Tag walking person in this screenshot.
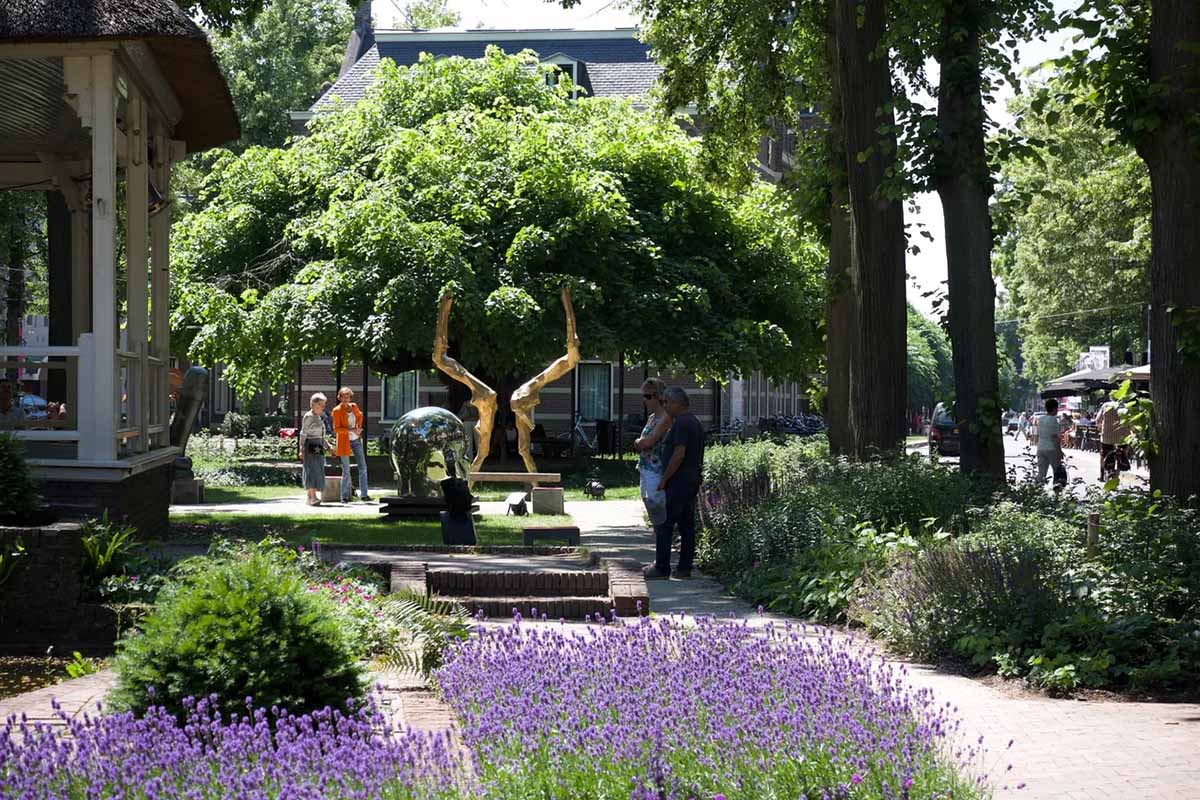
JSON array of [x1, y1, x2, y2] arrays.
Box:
[[300, 393, 331, 506], [1031, 398, 1065, 493], [632, 378, 672, 527], [333, 387, 371, 503], [645, 387, 705, 580]]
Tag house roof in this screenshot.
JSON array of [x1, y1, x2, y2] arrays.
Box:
[[0, 0, 239, 151], [309, 28, 662, 113]]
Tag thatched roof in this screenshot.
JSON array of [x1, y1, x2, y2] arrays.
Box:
[[0, 0, 239, 152]]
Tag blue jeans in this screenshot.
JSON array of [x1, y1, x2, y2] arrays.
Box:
[[653, 481, 699, 574], [340, 438, 369, 500]]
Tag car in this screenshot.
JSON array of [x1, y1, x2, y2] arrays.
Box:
[[928, 402, 960, 457], [1005, 412, 1020, 434], [18, 393, 48, 420]]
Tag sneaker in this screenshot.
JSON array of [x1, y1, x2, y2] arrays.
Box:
[[361, 496, 373, 503], [671, 568, 693, 580], [643, 566, 671, 580], [341, 497, 351, 504]]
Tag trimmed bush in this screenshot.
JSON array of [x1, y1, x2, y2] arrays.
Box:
[[110, 551, 365, 719], [0, 433, 41, 524]]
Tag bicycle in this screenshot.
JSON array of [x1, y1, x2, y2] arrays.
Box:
[[556, 412, 598, 455]]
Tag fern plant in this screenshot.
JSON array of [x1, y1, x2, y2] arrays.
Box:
[[80, 512, 138, 591], [376, 590, 472, 676]]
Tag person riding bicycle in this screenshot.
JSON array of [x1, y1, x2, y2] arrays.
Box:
[[1097, 399, 1130, 481]]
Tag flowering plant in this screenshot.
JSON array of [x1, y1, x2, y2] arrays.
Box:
[[437, 617, 992, 800]]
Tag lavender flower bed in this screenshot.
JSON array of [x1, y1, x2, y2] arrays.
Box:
[[437, 618, 989, 800], [1, 619, 991, 800], [0, 697, 459, 800]]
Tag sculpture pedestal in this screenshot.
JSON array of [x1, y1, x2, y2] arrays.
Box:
[[531, 486, 565, 515], [379, 495, 449, 520], [170, 478, 204, 505]]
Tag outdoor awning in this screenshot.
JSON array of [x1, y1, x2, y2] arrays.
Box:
[[1040, 364, 1134, 399]]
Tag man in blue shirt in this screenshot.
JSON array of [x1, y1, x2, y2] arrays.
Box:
[[645, 386, 705, 580]]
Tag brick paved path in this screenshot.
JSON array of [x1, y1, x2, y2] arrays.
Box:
[[567, 499, 1200, 800], [0, 669, 456, 737]]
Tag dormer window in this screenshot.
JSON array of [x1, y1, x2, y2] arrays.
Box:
[[542, 53, 577, 94]]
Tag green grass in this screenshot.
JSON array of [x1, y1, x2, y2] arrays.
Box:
[[169, 511, 575, 546], [203, 485, 303, 503], [199, 456, 643, 505]]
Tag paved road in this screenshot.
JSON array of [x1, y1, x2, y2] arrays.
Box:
[[910, 433, 1149, 494], [568, 499, 1200, 800]]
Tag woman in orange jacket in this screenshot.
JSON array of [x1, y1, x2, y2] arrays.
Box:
[[332, 387, 372, 503]]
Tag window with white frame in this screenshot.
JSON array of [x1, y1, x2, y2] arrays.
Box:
[[542, 54, 577, 91], [382, 371, 418, 421], [577, 362, 611, 421]]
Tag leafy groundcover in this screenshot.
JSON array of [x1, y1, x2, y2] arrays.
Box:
[[1, 618, 992, 800]]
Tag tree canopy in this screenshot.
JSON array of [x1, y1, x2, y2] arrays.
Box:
[[209, 0, 353, 150], [994, 80, 1150, 385], [171, 49, 825, 397]]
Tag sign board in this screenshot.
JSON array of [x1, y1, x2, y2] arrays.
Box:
[[1076, 346, 1110, 372]]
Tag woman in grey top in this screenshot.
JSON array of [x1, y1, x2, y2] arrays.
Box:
[[300, 393, 330, 506]]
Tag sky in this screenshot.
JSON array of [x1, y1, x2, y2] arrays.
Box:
[[371, 0, 1078, 315]]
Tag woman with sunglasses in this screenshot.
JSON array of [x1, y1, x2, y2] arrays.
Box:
[[633, 378, 672, 525]]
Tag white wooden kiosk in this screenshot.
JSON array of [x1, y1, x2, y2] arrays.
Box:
[[0, 1, 238, 533]]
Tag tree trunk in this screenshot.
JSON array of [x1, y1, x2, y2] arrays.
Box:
[[934, 0, 1004, 480], [824, 3, 853, 456], [834, 0, 907, 457], [1143, 0, 1200, 498]]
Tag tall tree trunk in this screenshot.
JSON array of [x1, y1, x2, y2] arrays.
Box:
[[834, 0, 907, 457], [935, 0, 1004, 480], [1143, 0, 1200, 498], [824, 4, 853, 456]]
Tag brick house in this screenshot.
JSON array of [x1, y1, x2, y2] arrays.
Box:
[[205, 22, 811, 444]]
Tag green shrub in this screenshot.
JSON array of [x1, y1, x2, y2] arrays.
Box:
[[0, 432, 41, 523], [111, 551, 365, 719], [219, 412, 290, 438]]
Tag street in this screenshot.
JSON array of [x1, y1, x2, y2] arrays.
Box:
[[911, 431, 1150, 495]]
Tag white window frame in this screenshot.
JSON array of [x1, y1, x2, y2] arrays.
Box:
[[575, 360, 613, 423], [542, 53, 578, 97]]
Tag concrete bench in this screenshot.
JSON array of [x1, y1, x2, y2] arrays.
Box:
[[522, 525, 581, 546]]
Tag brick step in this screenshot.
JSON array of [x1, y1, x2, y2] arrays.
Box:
[[455, 596, 614, 621], [426, 569, 608, 598]]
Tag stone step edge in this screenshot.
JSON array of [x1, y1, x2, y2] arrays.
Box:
[[426, 569, 609, 598]]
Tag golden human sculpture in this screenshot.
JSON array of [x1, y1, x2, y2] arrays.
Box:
[[511, 287, 581, 481], [432, 291, 498, 475]]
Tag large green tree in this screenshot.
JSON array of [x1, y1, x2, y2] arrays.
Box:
[[618, 0, 906, 459], [209, 0, 353, 150], [391, 0, 460, 29], [995, 81, 1151, 387], [1051, 0, 1200, 498], [171, 49, 825, 397]]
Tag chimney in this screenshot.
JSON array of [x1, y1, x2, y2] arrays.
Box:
[[339, 1, 376, 79]]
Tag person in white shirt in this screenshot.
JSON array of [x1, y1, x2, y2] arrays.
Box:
[[1030, 398, 1065, 492]]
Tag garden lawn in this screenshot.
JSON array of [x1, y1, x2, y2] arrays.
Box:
[[168, 512, 574, 546]]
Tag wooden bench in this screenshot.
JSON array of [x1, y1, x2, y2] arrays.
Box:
[[522, 525, 581, 546], [471, 471, 561, 485]]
